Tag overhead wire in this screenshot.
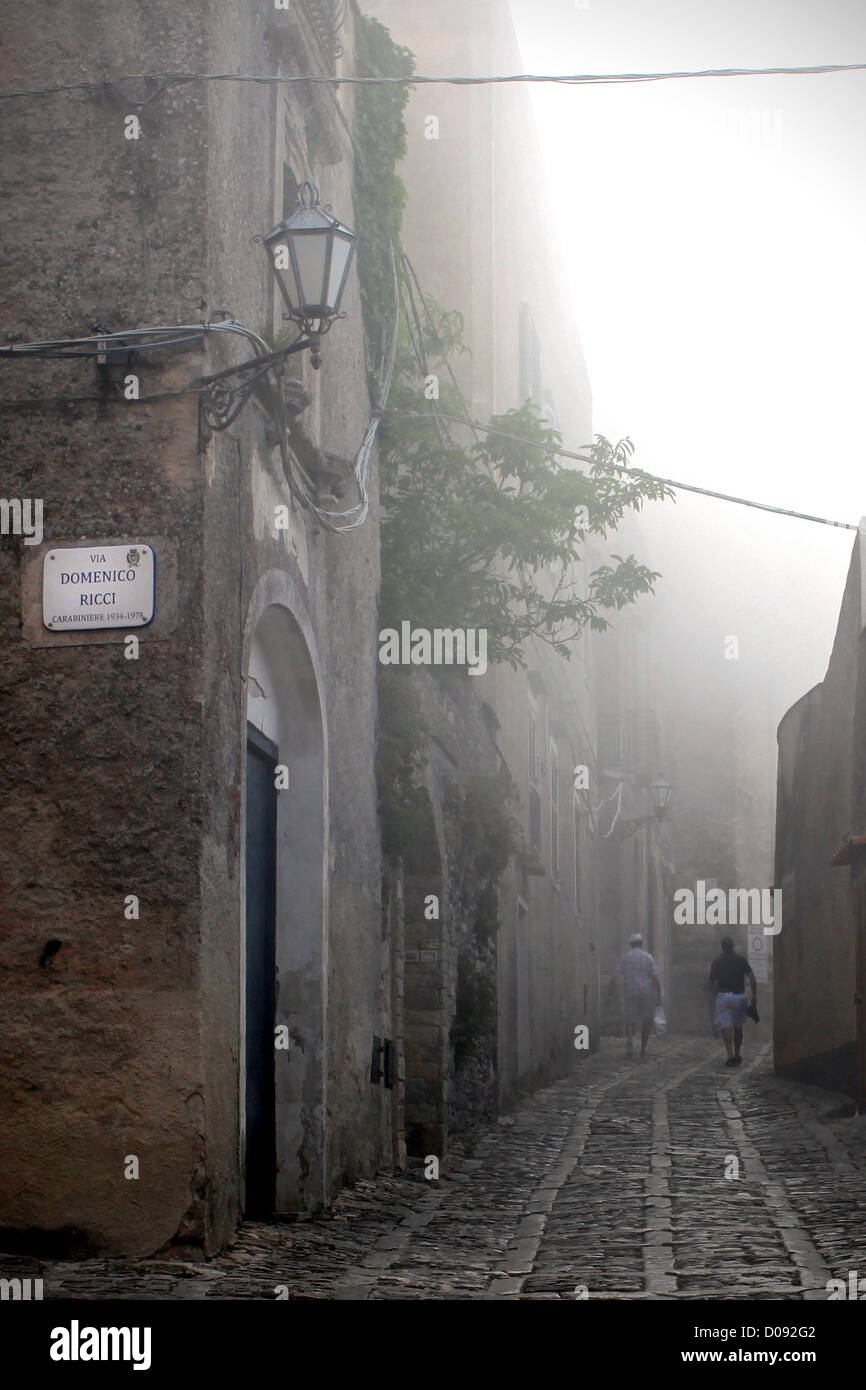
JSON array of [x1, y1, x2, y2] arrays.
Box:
[[2, 44, 858, 535], [3, 325, 855, 534], [0, 319, 274, 361], [377, 408, 858, 532], [1, 62, 865, 103]]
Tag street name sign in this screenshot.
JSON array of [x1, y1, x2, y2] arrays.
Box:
[[42, 544, 155, 630]]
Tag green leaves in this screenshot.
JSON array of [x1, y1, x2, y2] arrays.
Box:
[[379, 348, 673, 665]]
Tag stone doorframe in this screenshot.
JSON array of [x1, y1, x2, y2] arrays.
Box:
[[241, 568, 329, 1211]]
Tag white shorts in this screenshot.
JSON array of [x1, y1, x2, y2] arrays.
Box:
[[624, 994, 656, 1025], [714, 992, 747, 1030]]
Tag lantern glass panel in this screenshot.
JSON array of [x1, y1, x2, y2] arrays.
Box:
[[292, 231, 330, 314], [270, 241, 298, 314], [326, 233, 354, 311]]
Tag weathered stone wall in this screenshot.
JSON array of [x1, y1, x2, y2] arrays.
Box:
[[0, 0, 211, 1258], [197, 0, 386, 1234], [0, 0, 388, 1257], [491, 647, 599, 1103], [388, 668, 502, 1153], [774, 534, 862, 1095]]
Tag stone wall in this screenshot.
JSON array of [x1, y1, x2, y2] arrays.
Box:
[[385, 668, 504, 1154], [0, 0, 211, 1259], [0, 0, 389, 1257], [774, 532, 863, 1095]]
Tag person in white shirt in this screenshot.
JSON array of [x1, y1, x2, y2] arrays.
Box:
[[609, 933, 662, 1061]]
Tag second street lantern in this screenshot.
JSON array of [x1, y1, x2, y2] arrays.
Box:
[[263, 181, 357, 342]]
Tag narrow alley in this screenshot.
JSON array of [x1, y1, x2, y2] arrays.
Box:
[[9, 1037, 863, 1302], [7, 5, 866, 1369]]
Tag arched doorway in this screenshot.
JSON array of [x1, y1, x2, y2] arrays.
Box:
[[242, 598, 327, 1216]]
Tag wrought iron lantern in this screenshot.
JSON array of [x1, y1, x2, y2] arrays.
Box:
[[262, 181, 357, 363]]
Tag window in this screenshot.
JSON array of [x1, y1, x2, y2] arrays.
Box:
[[519, 303, 543, 407], [573, 793, 583, 913], [383, 1038, 395, 1090], [550, 742, 559, 878], [528, 707, 538, 786], [529, 787, 542, 852]]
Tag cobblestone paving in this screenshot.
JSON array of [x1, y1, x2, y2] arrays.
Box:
[[6, 1036, 866, 1301]]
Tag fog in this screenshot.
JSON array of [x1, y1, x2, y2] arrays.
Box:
[[507, 0, 866, 850]]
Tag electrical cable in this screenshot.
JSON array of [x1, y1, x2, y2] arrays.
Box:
[[0, 313, 383, 531], [0, 331, 209, 360], [313, 239, 402, 531], [4, 339, 851, 533], [399, 250, 484, 451], [377, 408, 858, 532], [0, 319, 273, 362], [3, 309, 854, 535], [2, 62, 865, 102], [396, 263, 450, 453], [601, 782, 624, 838]]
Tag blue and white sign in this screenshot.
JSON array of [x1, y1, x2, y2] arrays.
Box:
[[43, 543, 155, 630]]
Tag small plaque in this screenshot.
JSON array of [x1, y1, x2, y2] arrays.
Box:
[[748, 929, 768, 984], [42, 544, 155, 631]]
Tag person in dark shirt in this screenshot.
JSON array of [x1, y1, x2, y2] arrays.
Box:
[[708, 936, 757, 1067]]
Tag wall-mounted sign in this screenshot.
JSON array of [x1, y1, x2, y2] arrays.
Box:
[[42, 544, 155, 630], [748, 929, 769, 984]]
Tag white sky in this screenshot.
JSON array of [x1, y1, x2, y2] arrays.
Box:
[[509, 0, 866, 535]]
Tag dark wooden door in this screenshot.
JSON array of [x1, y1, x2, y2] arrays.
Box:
[[856, 887, 866, 1114], [244, 724, 278, 1217]]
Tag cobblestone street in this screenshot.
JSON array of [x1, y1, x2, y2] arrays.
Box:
[[6, 1036, 865, 1302]]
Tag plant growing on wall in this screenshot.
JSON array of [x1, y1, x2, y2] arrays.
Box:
[[447, 771, 519, 1071], [354, 13, 672, 875], [354, 14, 414, 364], [354, 17, 672, 673], [378, 293, 674, 667], [451, 768, 520, 903]]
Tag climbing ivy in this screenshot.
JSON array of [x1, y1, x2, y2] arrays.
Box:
[[450, 768, 520, 900], [353, 15, 414, 366]]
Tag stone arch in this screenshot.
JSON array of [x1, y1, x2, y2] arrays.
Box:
[[400, 785, 447, 1157], [241, 573, 328, 1212]]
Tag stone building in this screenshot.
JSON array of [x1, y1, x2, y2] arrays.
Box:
[[0, 0, 396, 1257], [365, 0, 613, 1133], [774, 521, 866, 1101]]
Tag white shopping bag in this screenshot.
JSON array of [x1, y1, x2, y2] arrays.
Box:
[[654, 1007, 667, 1036]]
